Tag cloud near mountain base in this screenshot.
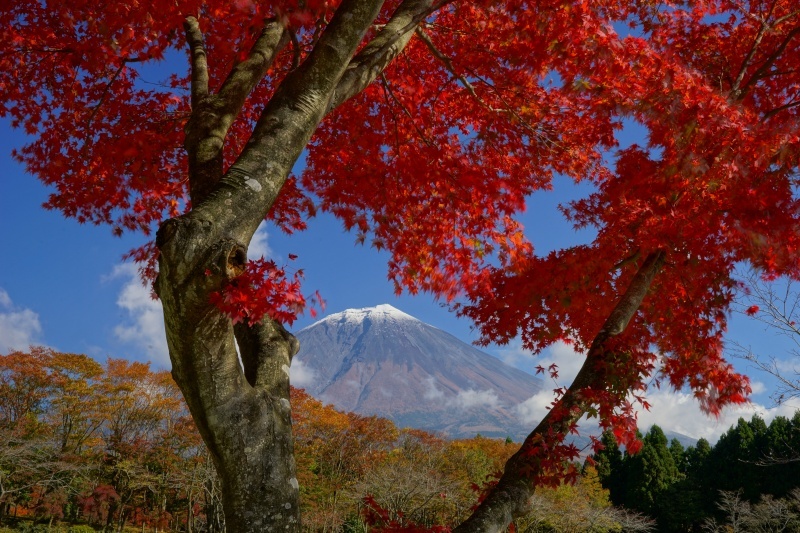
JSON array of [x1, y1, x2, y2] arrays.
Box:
[[506, 339, 800, 445]]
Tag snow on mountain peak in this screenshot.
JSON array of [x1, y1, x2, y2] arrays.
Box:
[[301, 304, 419, 331], [370, 304, 416, 320]]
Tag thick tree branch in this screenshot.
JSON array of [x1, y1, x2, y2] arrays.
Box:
[[234, 319, 299, 396], [215, 20, 290, 116], [183, 17, 289, 205], [184, 17, 209, 107], [199, 0, 387, 243], [164, 0, 390, 406], [453, 251, 666, 533], [327, 0, 453, 113], [158, 5, 397, 529]]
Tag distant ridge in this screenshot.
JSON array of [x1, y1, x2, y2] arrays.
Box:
[[294, 304, 544, 440]]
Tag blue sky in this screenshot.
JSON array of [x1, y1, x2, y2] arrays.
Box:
[[2, 103, 799, 444]]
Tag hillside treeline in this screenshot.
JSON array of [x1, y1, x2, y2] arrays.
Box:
[[594, 413, 800, 531], [1, 348, 658, 532], [16, 347, 800, 532]]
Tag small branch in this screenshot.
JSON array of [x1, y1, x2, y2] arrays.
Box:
[[414, 26, 562, 151], [8, 46, 74, 55], [731, 273, 800, 403], [772, 8, 800, 28], [464, 65, 560, 148], [86, 63, 126, 129], [380, 73, 435, 147], [415, 27, 486, 104], [612, 249, 642, 272], [731, 6, 774, 99], [738, 26, 800, 99]]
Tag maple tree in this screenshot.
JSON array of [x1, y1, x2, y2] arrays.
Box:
[[3, 0, 800, 531], [451, 1, 800, 526]]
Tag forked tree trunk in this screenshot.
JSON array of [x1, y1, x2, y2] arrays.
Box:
[[155, 200, 305, 532], [454, 251, 665, 533]]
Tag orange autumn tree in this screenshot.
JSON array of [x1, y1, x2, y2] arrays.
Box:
[[0, 350, 203, 529], [3, 0, 800, 531]]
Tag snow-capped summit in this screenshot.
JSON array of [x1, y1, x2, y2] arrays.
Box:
[[301, 304, 418, 332], [293, 305, 543, 440]]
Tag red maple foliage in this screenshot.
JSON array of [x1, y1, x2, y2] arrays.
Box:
[[3, 0, 799, 530]]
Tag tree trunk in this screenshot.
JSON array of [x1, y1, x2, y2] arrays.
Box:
[[454, 251, 665, 533], [155, 219, 302, 532], [154, 0, 434, 530], [155, 1, 449, 530]]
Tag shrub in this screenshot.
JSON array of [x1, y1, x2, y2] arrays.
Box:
[[67, 526, 95, 533]]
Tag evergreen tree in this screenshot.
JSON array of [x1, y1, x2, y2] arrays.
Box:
[[684, 438, 716, 518], [710, 418, 756, 498], [686, 438, 712, 474], [593, 431, 626, 506], [623, 425, 680, 515], [764, 416, 800, 497], [669, 438, 687, 475], [590, 415, 800, 532]]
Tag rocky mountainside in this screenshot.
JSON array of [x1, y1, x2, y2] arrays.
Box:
[[293, 304, 544, 440]]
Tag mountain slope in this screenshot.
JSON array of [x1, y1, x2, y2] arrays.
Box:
[[294, 304, 543, 439]]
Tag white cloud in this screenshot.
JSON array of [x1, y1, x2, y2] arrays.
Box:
[[290, 359, 316, 388], [493, 340, 586, 386], [537, 342, 586, 385], [423, 377, 501, 410], [750, 380, 767, 395], [423, 376, 445, 400], [0, 288, 43, 352], [0, 289, 12, 308], [248, 222, 271, 260], [493, 343, 534, 372], [634, 388, 800, 443], [449, 389, 501, 410], [503, 340, 800, 445], [110, 264, 170, 367], [507, 341, 588, 425], [772, 357, 800, 375], [514, 389, 563, 425]]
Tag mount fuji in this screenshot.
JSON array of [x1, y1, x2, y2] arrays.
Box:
[[293, 304, 544, 440]]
